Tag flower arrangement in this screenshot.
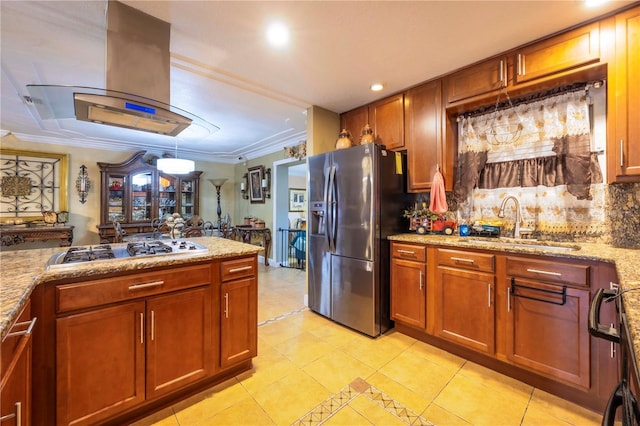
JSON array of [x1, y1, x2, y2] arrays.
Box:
[[403, 202, 439, 231]]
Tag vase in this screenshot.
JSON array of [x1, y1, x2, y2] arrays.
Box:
[[360, 124, 375, 145], [335, 129, 353, 150]]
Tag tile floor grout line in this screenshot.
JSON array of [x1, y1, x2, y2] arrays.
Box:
[[258, 306, 309, 327]]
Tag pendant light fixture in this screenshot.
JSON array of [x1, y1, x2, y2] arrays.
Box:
[[157, 141, 195, 174]]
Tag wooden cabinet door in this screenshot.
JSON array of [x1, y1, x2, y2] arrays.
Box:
[[220, 277, 257, 369], [611, 6, 640, 181], [340, 106, 369, 143], [445, 57, 507, 104], [434, 267, 495, 354], [369, 94, 405, 150], [1, 304, 33, 426], [405, 80, 444, 192], [514, 22, 600, 84], [505, 279, 590, 389], [391, 258, 426, 329], [56, 301, 146, 425], [146, 287, 213, 400]]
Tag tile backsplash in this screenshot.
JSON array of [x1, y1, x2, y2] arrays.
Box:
[[416, 182, 640, 248]]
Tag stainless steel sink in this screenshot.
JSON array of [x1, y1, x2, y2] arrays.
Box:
[[459, 238, 580, 252]]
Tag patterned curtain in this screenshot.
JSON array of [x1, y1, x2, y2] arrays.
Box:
[[454, 90, 602, 201]]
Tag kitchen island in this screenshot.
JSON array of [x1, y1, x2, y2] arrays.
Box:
[[0, 236, 262, 425]]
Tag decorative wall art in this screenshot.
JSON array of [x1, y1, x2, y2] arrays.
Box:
[[289, 188, 306, 212], [0, 149, 69, 222], [248, 165, 265, 204]]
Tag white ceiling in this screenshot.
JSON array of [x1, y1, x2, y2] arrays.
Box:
[[1, 1, 634, 164]]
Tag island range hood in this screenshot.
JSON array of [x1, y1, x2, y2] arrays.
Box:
[[27, 1, 213, 137]]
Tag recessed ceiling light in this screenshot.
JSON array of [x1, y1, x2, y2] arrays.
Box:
[[370, 83, 384, 92], [266, 21, 290, 48]]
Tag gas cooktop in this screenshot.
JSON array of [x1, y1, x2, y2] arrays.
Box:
[[46, 240, 208, 269]]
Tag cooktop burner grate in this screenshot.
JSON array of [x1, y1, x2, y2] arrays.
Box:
[[126, 241, 174, 257], [62, 245, 115, 263]]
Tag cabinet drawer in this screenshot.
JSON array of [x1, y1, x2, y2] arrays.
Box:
[[506, 257, 589, 287], [1, 301, 33, 375], [221, 257, 256, 282], [391, 242, 426, 262], [437, 248, 495, 273], [56, 264, 211, 313]]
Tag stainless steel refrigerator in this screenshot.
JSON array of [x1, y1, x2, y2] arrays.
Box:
[[307, 143, 405, 337]]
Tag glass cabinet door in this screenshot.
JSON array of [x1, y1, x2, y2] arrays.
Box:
[[158, 174, 177, 219], [107, 175, 125, 222], [130, 172, 152, 222], [180, 178, 195, 219]]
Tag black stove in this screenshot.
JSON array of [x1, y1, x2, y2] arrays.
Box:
[[126, 241, 174, 257], [62, 245, 115, 264], [47, 240, 208, 269]]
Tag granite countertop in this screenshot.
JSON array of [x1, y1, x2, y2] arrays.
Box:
[[389, 233, 640, 369], [0, 237, 263, 340]]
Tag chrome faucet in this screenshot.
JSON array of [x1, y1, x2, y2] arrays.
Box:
[[498, 195, 523, 238]]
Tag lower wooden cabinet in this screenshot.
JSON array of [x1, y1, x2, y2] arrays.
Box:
[[56, 287, 212, 425], [1, 301, 34, 426], [504, 279, 590, 388], [219, 257, 258, 368], [435, 266, 495, 354], [390, 257, 426, 329], [390, 241, 621, 412], [33, 255, 259, 425]]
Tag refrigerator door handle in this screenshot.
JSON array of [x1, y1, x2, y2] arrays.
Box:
[[329, 165, 338, 252], [324, 166, 332, 249]]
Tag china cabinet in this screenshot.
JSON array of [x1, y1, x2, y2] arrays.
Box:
[[97, 151, 201, 242]]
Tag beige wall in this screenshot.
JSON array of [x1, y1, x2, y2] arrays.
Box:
[[1, 134, 236, 249]]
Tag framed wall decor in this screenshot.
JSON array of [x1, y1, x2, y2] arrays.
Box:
[[0, 149, 69, 223], [289, 188, 306, 212], [248, 165, 265, 204]]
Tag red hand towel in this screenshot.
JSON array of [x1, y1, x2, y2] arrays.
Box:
[[429, 169, 448, 213]]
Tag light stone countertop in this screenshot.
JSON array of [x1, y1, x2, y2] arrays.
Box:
[[0, 237, 263, 340], [388, 233, 640, 370]]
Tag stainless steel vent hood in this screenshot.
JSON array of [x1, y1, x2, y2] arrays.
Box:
[[26, 1, 217, 137]]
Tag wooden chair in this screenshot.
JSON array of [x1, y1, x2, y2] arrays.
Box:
[[183, 226, 203, 238], [202, 221, 215, 236]]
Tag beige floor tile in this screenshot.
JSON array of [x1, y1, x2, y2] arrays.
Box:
[[338, 331, 409, 370], [235, 344, 301, 396], [129, 408, 178, 426], [251, 370, 332, 425], [522, 388, 602, 426], [364, 372, 432, 415], [190, 397, 276, 426], [456, 361, 534, 395], [302, 349, 376, 393], [258, 313, 309, 346], [421, 402, 471, 425], [434, 372, 531, 425], [276, 330, 337, 367], [378, 349, 457, 401], [172, 378, 253, 425], [306, 317, 366, 348], [405, 339, 467, 371], [323, 405, 372, 425]]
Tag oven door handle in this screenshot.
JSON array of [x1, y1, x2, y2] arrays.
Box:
[[588, 288, 620, 343]]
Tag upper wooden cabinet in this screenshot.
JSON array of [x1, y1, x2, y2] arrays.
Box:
[[340, 94, 405, 150], [514, 22, 600, 84], [369, 94, 405, 150], [340, 106, 369, 143], [445, 57, 508, 104], [609, 5, 640, 182], [404, 80, 445, 192]]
